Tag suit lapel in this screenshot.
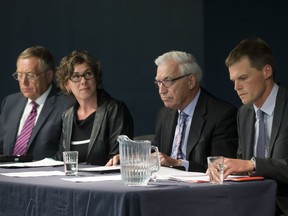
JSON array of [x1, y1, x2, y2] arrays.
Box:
[[9, 97, 27, 154], [186, 91, 206, 156], [166, 109, 178, 155], [269, 86, 286, 156], [63, 107, 74, 151], [186, 112, 204, 155], [87, 101, 107, 157], [243, 106, 255, 158], [26, 88, 56, 150]]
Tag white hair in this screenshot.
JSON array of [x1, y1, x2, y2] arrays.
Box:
[[154, 51, 203, 82]]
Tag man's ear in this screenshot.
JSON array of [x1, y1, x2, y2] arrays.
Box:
[[47, 69, 54, 83], [188, 74, 197, 89], [263, 64, 273, 79]]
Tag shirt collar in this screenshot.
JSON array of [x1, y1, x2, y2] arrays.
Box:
[[28, 84, 52, 106], [253, 83, 279, 116], [179, 88, 201, 117]]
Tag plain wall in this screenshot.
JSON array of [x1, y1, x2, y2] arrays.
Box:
[[1, 0, 288, 136], [0, 0, 204, 136], [204, 0, 288, 107]]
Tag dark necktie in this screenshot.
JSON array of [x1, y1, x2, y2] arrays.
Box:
[[256, 109, 266, 158], [171, 112, 188, 159], [13, 101, 38, 155]]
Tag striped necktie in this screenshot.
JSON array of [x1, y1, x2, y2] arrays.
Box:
[[256, 109, 266, 158], [13, 101, 38, 155], [171, 112, 188, 159]]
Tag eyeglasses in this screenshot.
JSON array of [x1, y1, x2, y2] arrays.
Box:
[[12, 71, 46, 81], [70, 71, 95, 83], [154, 73, 192, 88]]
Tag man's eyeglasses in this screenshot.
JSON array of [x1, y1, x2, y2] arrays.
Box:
[[70, 71, 95, 83], [154, 73, 192, 88], [12, 71, 46, 81]]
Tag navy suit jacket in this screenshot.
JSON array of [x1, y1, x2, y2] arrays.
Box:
[[0, 84, 75, 160], [153, 88, 238, 172], [237, 85, 288, 215]]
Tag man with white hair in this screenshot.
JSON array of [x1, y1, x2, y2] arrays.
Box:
[[153, 51, 238, 172]]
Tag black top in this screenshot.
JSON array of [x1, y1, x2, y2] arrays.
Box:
[[56, 88, 134, 165], [71, 110, 96, 162]]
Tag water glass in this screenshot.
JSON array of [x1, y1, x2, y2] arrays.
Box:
[[63, 151, 78, 176], [207, 156, 224, 184]]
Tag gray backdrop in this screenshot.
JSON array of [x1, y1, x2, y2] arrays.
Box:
[[0, 0, 287, 136]]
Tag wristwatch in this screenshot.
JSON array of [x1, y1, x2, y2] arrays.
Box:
[[249, 157, 256, 176]]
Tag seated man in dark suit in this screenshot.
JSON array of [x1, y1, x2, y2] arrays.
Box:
[[221, 38, 288, 215], [0, 46, 74, 160], [106, 51, 238, 168], [153, 51, 238, 172]]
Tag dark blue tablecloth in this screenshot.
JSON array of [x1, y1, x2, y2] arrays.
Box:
[[0, 164, 277, 216]]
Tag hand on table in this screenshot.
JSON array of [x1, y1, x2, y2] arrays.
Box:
[[106, 154, 120, 166], [159, 152, 181, 167]]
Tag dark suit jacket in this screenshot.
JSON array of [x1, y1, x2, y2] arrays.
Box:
[[55, 89, 134, 165], [0, 84, 75, 160], [237, 85, 288, 215], [153, 88, 238, 172]]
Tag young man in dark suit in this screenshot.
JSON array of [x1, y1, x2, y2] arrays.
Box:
[[222, 38, 288, 215], [0, 46, 74, 160]]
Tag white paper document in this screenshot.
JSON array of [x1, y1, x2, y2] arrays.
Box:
[[0, 170, 65, 177], [78, 165, 120, 172], [0, 158, 64, 168], [72, 166, 206, 183], [153, 166, 206, 180], [169, 175, 210, 183], [62, 174, 122, 182]]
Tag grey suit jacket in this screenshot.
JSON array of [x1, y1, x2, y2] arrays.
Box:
[[237, 85, 288, 215], [0, 84, 75, 160], [153, 88, 238, 172]]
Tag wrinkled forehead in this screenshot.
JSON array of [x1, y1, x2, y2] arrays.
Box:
[[16, 57, 40, 72], [156, 60, 179, 79]]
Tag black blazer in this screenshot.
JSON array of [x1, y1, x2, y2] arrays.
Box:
[[56, 89, 134, 165], [153, 88, 238, 172], [0, 84, 75, 160], [237, 85, 288, 215]]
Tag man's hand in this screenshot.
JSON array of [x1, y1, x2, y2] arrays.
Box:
[[159, 152, 181, 167], [106, 154, 120, 166], [222, 158, 254, 178]]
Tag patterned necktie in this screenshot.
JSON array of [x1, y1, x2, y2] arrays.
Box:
[[256, 109, 266, 158], [171, 112, 188, 159], [13, 101, 38, 155]]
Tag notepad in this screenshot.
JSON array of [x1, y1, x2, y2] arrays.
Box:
[[0, 158, 64, 168], [0, 155, 33, 162], [228, 176, 264, 182], [78, 165, 120, 173]]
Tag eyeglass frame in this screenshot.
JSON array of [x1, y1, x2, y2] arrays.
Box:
[[154, 73, 193, 88], [69, 71, 96, 83], [12, 71, 46, 81]]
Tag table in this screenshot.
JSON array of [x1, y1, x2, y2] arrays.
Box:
[[0, 165, 277, 216]]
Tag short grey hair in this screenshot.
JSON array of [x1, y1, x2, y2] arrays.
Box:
[[17, 46, 55, 73], [154, 51, 203, 82]]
